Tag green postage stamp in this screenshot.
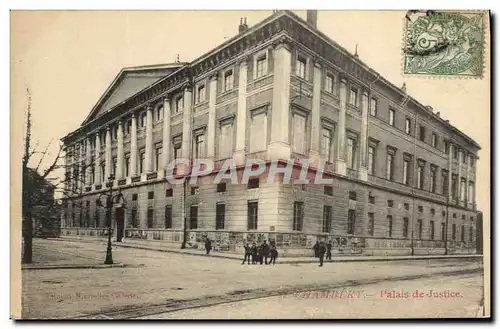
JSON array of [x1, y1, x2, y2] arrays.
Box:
[[403, 10, 487, 77]]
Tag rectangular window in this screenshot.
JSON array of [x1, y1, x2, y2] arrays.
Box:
[[349, 88, 358, 106], [387, 215, 393, 238], [131, 208, 138, 228], [255, 54, 267, 78], [148, 191, 154, 199], [112, 157, 117, 176], [349, 191, 357, 201], [216, 203, 226, 230], [469, 226, 473, 242], [147, 208, 154, 229], [367, 213, 375, 236], [140, 112, 147, 128], [217, 183, 227, 193], [403, 159, 410, 185], [370, 98, 377, 116], [155, 105, 164, 122], [194, 134, 205, 159], [404, 203, 410, 210], [196, 84, 206, 103], [452, 175, 458, 199], [292, 113, 306, 154], [249, 110, 268, 153], [296, 55, 307, 79], [132, 193, 138, 201], [324, 186, 333, 196], [321, 127, 333, 162], [219, 122, 233, 159], [347, 209, 356, 235], [322, 205, 332, 233], [417, 219, 423, 240], [368, 146, 375, 175], [442, 171, 449, 196], [389, 109, 395, 126], [386, 153, 394, 180], [325, 74, 334, 93], [191, 186, 199, 195], [224, 70, 234, 91], [452, 224, 457, 240], [430, 220, 435, 240], [293, 202, 304, 231], [460, 225, 465, 242], [139, 151, 146, 174], [387, 200, 394, 207], [369, 194, 375, 204], [190, 205, 198, 229], [419, 125, 426, 142], [417, 165, 424, 189], [165, 188, 173, 197], [248, 178, 259, 189], [347, 137, 356, 169], [432, 133, 437, 148], [430, 167, 437, 193], [453, 145, 458, 160], [125, 154, 130, 177], [155, 147, 162, 171], [403, 217, 409, 238], [405, 118, 411, 134], [164, 206, 172, 229], [174, 143, 182, 160], [175, 97, 184, 113], [460, 179, 466, 201], [247, 201, 258, 230], [441, 222, 446, 241], [468, 182, 474, 202]]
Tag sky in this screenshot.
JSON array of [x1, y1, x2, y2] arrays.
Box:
[[10, 10, 490, 219]]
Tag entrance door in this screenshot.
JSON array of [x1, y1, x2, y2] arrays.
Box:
[[115, 207, 125, 242]]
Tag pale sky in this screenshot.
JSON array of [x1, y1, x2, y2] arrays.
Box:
[[10, 10, 490, 219]]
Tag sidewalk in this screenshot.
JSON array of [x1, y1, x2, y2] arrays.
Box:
[[58, 236, 482, 264]]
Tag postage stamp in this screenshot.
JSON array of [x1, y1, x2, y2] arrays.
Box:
[[403, 10, 487, 77]]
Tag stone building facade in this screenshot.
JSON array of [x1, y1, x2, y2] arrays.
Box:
[[61, 11, 480, 256]]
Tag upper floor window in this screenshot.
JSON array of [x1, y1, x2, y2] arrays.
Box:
[[155, 105, 164, 122], [175, 96, 184, 113], [370, 98, 377, 116], [292, 111, 307, 154], [196, 84, 206, 103], [325, 74, 334, 94], [386, 147, 396, 181], [296, 55, 307, 79], [389, 109, 395, 126], [140, 111, 147, 128], [321, 124, 334, 162], [255, 52, 268, 78], [346, 137, 357, 169], [368, 145, 375, 175], [224, 70, 234, 91], [432, 133, 437, 148], [419, 125, 426, 142], [249, 107, 268, 153], [349, 87, 358, 107], [405, 118, 411, 134]]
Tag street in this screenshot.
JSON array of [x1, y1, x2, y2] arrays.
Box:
[[21, 239, 485, 319]]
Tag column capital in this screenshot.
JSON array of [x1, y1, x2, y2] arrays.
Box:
[[238, 55, 250, 67], [272, 35, 292, 51], [313, 58, 322, 69], [209, 73, 218, 81], [117, 119, 123, 127], [106, 125, 111, 131], [162, 95, 171, 102], [184, 84, 193, 93], [339, 72, 348, 82], [145, 103, 153, 111]]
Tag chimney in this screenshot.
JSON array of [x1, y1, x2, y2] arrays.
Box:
[[306, 10, 318, 28], [238, 17, 248, 34], [436, 111, 440, 117]]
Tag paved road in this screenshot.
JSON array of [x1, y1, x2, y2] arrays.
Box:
[[22, 239, 484, 319], [140, 273, 484, 319]]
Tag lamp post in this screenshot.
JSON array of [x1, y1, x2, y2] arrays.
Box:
[[98, 174, 125, 265]]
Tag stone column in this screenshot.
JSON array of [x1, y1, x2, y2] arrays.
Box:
[[206, 75, 217, 159], [85, 136, 92, 186], [447, 141, 453, 198], [94, 131, 101, 184], [104, 126, 112, 180], [161, 97, 172, 171], [269, 37, 292, 161], [182, 86, 193, 161], [335, 77, 348, 175], [130, 112, 138, 176], [457, 147, 463, 203], [145, 104, 153, 173], [358, 91, 369, 181], [309, 61, 322, 164], [234, 59, 248, 166], [116, 120, 124, 179]]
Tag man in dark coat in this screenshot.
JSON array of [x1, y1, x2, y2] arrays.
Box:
[[318, 241, 327, 267], [326, 240, 333, 261], [260, 240, 270, 265], [205, 238, 212, 255], [250, 243, 258, 264], [313, 241, 320, 258], [268, 245, 278, 265], [242, 243, 252, 265]]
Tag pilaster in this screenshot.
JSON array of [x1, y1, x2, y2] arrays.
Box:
[[335, 77, 348, 175], [234, 59, 248, 166], [206, 75, 217, 159], [104, 126, 112, 180], [161, 96, 172, 172], [309, 60, 322, 165], [145, 104, 153, 173], [358, 90, 369, 181], [94, 131, 102, 184], [116, 120, 124, 179], [130, 112, 138, 177]]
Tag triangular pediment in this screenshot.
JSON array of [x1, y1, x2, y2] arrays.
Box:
[[82, 63, 185, 125]]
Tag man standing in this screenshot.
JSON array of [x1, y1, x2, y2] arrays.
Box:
[[326, 240, 332, 261], [268, 244, 278, 265], [242, 243, 252, 265], [251, 243, 258, 264], [313, 240, 320, 258], [205, 238, 212, 255], [318, 241, 327, 267], [260, 240, 270, 265]]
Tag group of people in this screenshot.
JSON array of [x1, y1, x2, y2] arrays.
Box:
[[242, 240, 278, 265], [312, 240, 333, 267]]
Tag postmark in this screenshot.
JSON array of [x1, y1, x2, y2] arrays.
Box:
[[403, 10, 487, 78]]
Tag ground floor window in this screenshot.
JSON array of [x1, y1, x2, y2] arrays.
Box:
[[322, 206, 332, 233], [347, 209, 356, 234], [190, 206, 198, 230], [247, 201, 258, 230], [147, 208, 154, 229], [216, 203, 225, 230], [293, 202, 304, 231], [164, 206, 172, 229]]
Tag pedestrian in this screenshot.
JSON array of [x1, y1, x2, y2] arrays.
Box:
[[313, 241, 320, 258], [205, 238, 212, 255], [268, 244, 278, 265], [242, 243, 252, 265], [251, 243, 258, 264], [317, 241, 327, 267], [326, 240, 332, 261], [260, 240, 270, 265]]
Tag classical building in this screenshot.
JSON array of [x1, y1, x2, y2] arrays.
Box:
[[61, 10, 480, 256]]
